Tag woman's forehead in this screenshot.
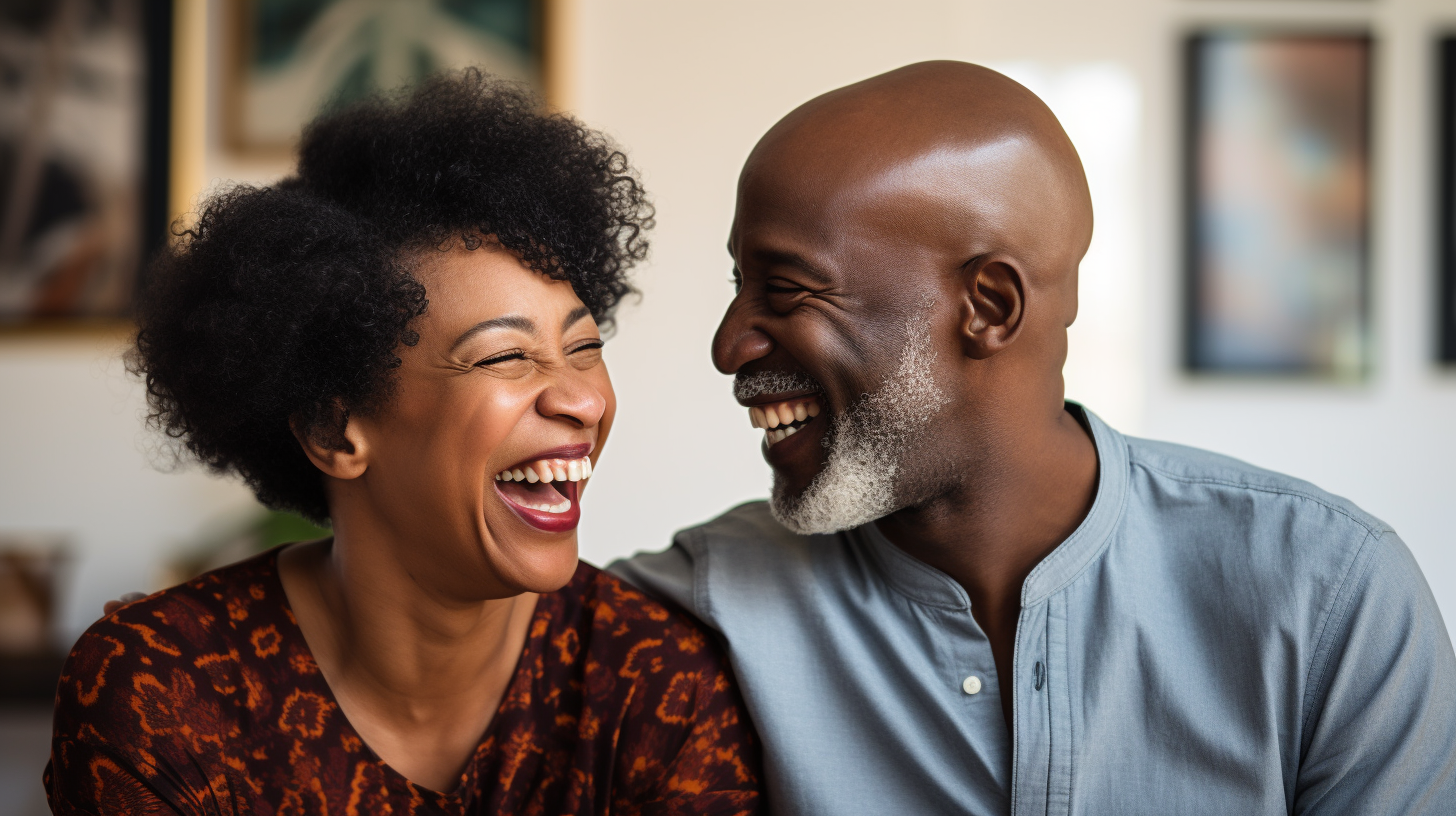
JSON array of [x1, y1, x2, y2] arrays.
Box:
[[415, 247, 587, 334]]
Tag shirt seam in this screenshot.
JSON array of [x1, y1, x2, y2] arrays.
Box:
[[688, 528, 716, 626], [1298, 527, 1384, 751], [1022, 461, 1130, 604], [1131, 460, 1387, 538], [863, 530, 971, 611]]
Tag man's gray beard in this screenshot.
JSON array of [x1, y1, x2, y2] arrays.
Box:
[[769, 315, 948, 535]]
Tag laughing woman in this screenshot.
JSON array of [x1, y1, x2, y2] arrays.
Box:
[[45, 71, 762, 815]]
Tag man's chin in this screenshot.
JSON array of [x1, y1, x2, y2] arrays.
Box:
[[768, 466, 896, 536]]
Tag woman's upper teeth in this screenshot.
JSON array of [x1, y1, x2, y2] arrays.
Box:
[[494, 455, 593, 483], [749, 397, 822, 430]]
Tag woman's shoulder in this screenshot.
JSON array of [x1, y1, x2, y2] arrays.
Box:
[[555, 560, 722, 666], [526, 562, 763, 808], [54, 548, 304, 729]]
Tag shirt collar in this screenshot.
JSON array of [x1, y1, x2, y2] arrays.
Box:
[[850, 402, 1129, 610]]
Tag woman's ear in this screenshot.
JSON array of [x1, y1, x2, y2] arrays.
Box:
[[957, 257, 1026, 360], [291, 403, 370, 480]]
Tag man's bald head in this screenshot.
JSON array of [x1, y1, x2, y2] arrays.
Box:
[[739, 60, 1093, 322]]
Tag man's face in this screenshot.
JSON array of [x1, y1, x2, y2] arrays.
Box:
[[713, 156, 960, 534]]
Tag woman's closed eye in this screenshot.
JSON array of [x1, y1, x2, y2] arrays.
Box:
[[474, 348, 536, 378], [566, 338, 604, 369]]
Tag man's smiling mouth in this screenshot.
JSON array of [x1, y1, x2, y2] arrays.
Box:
[[748, 395, 824, 447]]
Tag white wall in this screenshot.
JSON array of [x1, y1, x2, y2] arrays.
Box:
[[2, 0, 1452, 644]]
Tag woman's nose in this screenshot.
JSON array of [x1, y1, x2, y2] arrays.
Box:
[[535, 369, 608, 428], [712, 301, 774, 375]]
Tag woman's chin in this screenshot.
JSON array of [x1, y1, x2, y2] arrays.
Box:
[[499, 542, 582, 595]]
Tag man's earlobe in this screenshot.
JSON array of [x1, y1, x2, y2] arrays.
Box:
[[958, 258, 1025, 360], [290, 403, 369, 480]]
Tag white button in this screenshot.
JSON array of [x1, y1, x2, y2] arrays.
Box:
[[962, 675, 982, 695]]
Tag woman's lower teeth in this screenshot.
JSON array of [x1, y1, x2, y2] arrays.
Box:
[[520, 497, 571, 513]]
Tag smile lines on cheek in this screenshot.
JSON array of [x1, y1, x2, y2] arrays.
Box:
[[495, 455, 593, 485], [749, 396, 823, 447]]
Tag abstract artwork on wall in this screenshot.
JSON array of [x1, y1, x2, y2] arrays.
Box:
[[225, 0, 544, 154], [1184, 32, 1372, 377], [1439, 37, 1456, 365], [0, 0, 171, 324]]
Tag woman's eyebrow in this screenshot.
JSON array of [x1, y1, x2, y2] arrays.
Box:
[[451, 315, 537, 352], [562, 306, 591, 333]]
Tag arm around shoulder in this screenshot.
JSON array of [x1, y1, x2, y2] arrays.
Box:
[[1295, 529, 1456, 814]]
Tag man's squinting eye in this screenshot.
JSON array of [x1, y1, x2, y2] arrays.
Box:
[[730, 268, 743, 293], [765, 279, 803, 294]]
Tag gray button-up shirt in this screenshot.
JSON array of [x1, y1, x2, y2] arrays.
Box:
[[610, 407, 1456, 814]]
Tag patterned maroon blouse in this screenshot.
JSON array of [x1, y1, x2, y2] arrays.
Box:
[[44, 550, 763, 815]]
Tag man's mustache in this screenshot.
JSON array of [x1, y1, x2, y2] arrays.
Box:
[[733, 371, 821, 401]]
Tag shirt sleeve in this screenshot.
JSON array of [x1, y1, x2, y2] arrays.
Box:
[[45, 741, 186, 815], [607, 544, 704, 623], [1295, 529, 1456, 814], [46, 622, 211, 815]]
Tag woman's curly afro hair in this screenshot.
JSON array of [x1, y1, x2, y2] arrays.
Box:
[[131, 70, 653, 523]]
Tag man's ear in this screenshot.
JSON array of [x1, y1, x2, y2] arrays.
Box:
[[957, 257, 1025, 360], [290, 403, 370, 480]]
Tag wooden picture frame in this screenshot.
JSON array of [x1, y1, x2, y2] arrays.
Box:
[[1184, 32, 1373, 378]]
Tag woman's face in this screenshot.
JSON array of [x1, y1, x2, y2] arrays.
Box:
[[344, 246, 615, 600]]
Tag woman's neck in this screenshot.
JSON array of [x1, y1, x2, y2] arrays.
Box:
[[277, 531, 537, 791]]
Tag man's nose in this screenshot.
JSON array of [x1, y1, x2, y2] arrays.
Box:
[[711, 300, 775, 375]]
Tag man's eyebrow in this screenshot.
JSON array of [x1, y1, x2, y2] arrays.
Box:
[[562, 306, 591, 333], [749, 248, 834, 284], [450, 315, 537, 352]]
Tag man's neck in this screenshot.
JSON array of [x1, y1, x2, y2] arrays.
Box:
[[873, 405, 1097, 731], [875, 406, 1098, 605]]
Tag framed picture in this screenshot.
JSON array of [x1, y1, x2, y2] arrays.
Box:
[[225, 0, 547, 155], [1184, 32, 1372, 377], [0, 0, 172, 325], [1439, 37, 1456, 364]]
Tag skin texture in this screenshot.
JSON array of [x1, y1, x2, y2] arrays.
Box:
[[716, 61, 1099, 733], [278, 245, 614, 791]]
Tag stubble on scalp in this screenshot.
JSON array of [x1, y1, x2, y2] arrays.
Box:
[[770, 310, 949, 534]]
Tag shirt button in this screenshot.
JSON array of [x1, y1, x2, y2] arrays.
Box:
[[962, 675, 982, 695]]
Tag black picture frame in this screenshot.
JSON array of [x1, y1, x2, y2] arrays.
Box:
[[0, 0, 172, 326], [1183, 31, 1373, 377], [1438, 37, 1456, 364]]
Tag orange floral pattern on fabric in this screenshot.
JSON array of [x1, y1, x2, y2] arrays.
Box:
[[46, 550, 763, 815]]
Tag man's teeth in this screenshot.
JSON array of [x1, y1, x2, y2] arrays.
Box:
[[748, 397, 822, 446], [494, 456, 593, 484]]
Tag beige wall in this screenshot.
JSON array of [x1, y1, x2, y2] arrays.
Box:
[[3, 0, 1453, 643]]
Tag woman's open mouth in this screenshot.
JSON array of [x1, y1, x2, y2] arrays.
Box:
[[493, 454, 592, 533]]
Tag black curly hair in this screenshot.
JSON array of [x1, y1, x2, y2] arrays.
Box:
[[131, 70, 653, 523]]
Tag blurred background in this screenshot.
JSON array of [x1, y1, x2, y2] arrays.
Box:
[[3, 0, 1455, 811]]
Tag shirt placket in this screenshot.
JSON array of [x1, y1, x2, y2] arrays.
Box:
[[1012, 596, 1073, 816]]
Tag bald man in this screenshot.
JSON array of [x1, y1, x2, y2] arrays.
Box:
[[612, 62, 1456, 814]]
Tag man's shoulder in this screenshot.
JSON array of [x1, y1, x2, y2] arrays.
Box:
[[676, 500, 813, 550], [610, 501, 855, 626], [1122, 434, 1391, 538]]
